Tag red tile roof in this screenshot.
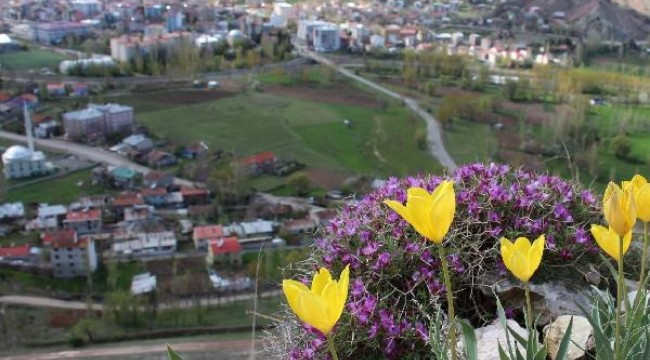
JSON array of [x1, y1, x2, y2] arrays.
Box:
[[20, 94, 38, 102], [144, 171, 172, 182], [193, 225, 224, 240], [66, 209, 101, 221], [140, 187, 168, 197], [51, 236, 88, 249], [42, 230, 76, 246], [209, 236, 241, 255], [181, 187, 209, 197], [0, 244, 30, 258], [239, 151, 275, 167], [112, 193, 145, 207], [0, 93, 10, 102]]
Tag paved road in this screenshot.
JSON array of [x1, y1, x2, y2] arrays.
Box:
[[299, 49, 458, 172], [0, 338, 255, 360], [0, 130, 196, 187], [0, 290, 281, 312]]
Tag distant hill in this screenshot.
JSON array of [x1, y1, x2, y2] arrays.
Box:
[[505, 0, 650, 41], [613, 0, 650, 17]]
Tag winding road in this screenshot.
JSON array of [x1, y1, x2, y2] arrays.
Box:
[[298, 48, 458, 172]]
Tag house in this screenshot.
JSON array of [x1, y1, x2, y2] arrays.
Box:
[[72, 83, 90, 96], [42, 229, 76, 246], [19, 94, 39, 108], [281, 218, 317, 235], [140, 187, 168, 207], [111, 231, 176, 259], [207, 236, 242, 266], [0, 244, 33, 263], [111, 193, 145, 219], [64, 209, 102, 234], [37, 204, 67, 223], [34, 121, 61, 139], [31, 22, 90, 45], [109, 167, 140, 189], [143, 171, 175, 190], [225, 220, 275, 239], [181, 187, 210, 206], [120, 134, 154, 154], [165, 191, 184, 208], [188, 205, 212, 218], [181, 144, 207, 159], [49, 234, 97, 278], [70, 195, 107, 210], [123, 206, 155, 225], [26, 217, 58, 231], [146, 150, 177, 168], [63, 103, 134, 139], [193, 225, 224, 251], [311, 208, 337, 227], [46, 83, 67, 97], [239, 151, 276, 173], [0, 202, 25, 222]]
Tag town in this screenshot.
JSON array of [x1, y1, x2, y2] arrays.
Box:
[[0, 0, 649, 358]]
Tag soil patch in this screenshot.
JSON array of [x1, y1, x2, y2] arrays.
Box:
[[137, 90, 236, 106], [304, 168, 350, 190], [266, 84, 380, 108], [499, 101, 568, 126]]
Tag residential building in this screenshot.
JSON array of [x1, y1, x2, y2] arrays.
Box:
[[166, 10, 184, 32], [110, 32, 193, 63], [64, 209, 102, 234], [281, 218, 317, 235], [114, 134, 154, 155], [71, 0, 102, 17], [297, 20, 328, 44], [143, 171, 175, 190], [239, 151, 275, 173], [123, 206, 155, 226], [109, 167, 140, 189], [63, 103, 134, 139], [0, 244, 32, 263], [273, 2, 296, 19], [27, 204, 68, 230], [31, 22, 90, 45], [46, 83, 66, 97], [111, 192, 145, 219], [225, 220, 274, 239], [111, 231, 176, 259], [193, 225, 224, 251], [131, 273, 156, 295], [146, 150, 177, 168], [141, 187, 168, 207], [181, 187, 210, 206], [313, 26, 341, 52], [49, 234, 97, 278], [206, 236, 241, 266], [34, 121, 61, 139], [0, 202, 25, 222], [42, 229, 76, 247]]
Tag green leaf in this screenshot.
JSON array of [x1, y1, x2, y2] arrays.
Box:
[[533, 347, 547, 360], [167, 344, 184, 360], [495, 294, 517, 360], [459, 318, 478, 360], [576, 302, 615, 359], [498, 343, 511, 360], [555, 316, 573, 360]]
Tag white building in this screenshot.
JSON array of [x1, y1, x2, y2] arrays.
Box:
[[2, 105, 53, 180], [131, 273, 157, 295], [111, 231, 177, 258], [273, 2, 296, 19], [297, 20, 328, 44], [71, 0, 102, 17], [50, 236, 97, 278], [0, 203, 25, 221], [313, 26, 340, 52], [59, 57, 116, 75]]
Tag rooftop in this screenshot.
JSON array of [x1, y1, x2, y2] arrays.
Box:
[[193, 225, 224, 240], [0, 245, 30, 258], [42, 230, 76, 246], [65, 209, 101, 221], [209, 236, 241, 255]]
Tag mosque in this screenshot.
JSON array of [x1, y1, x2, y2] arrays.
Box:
[[2, 104, 53, 180]]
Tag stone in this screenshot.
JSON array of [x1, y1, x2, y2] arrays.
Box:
[[481, 274, 592, 325], [474, 319, 541, 360], [544, 315, 594, 360]]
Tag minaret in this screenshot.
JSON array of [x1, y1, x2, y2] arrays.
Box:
[[23, 102, 35, 153]]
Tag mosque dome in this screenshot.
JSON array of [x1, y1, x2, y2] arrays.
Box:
[[2, 145, 32, 162]]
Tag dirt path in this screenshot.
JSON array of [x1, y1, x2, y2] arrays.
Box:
[[0, 339, 255, 360]]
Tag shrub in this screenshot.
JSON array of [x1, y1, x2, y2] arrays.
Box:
[[267, 163, 602, 359]]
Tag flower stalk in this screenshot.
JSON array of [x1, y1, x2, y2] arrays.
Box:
[[439, 246, 457, 360], [327, 335, 339, 360], [524, 282, 533, 336], [640, 222, 649, 289], [615, 236, 625, 359]]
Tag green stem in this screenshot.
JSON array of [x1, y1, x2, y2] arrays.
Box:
[[439, 246, 457, 360], [615, 237, 625, 360], [524, 282, 534, 336], [639, 222, 649, 290], [327, 335, 339, 360]]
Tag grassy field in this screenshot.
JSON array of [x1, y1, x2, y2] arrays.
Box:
[[444, 120, 494, 165], [134, 91, 440, 178], [0, 49, 70, 71], [6, 169, 107, 205]]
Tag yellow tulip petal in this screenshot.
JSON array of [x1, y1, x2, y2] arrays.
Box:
[[506, 251, 530, 282], [428, 183, 456, 244], [513, 237, 532, 254], [296, 291, 334, 335], [622, 231, 633, 257], [406, 187, 434, 238], [283, 280, 310, 316], [311, 268, 333, 296], [637, 185, 650, 222], [591, 225, 621, 261], [527, 235, 545, 278], [384, 200, 414, 225], [322, 281, 344, 325], [631, 175, 648, 191], [338, 265, 350, 307]]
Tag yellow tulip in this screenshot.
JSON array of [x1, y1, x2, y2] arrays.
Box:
[[383, 181, 456, 245], [282, 265, 350, 336], [622, 174, 647, 193], [603, 182, 637, 237], [623, 175, 650, 223], [500, 235, 545, 283], [590, 225, 632, 262]]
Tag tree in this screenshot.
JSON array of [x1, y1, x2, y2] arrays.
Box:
[[288, 171, 311, 196], [611, 133, 632, 160], [207, 162, 247, 206]]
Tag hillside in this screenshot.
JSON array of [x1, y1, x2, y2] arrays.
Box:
[[506, 0, 650, 41], [613, 0, 650, 17]]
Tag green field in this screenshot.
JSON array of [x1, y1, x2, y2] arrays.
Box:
[[0, 49, 70, 71], [134, 91, 440, 177], [445, 120, 494, 165], [6, 169, 107, 205]]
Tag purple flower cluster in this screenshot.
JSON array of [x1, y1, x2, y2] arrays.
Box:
[[284, 163, 602, 359]]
